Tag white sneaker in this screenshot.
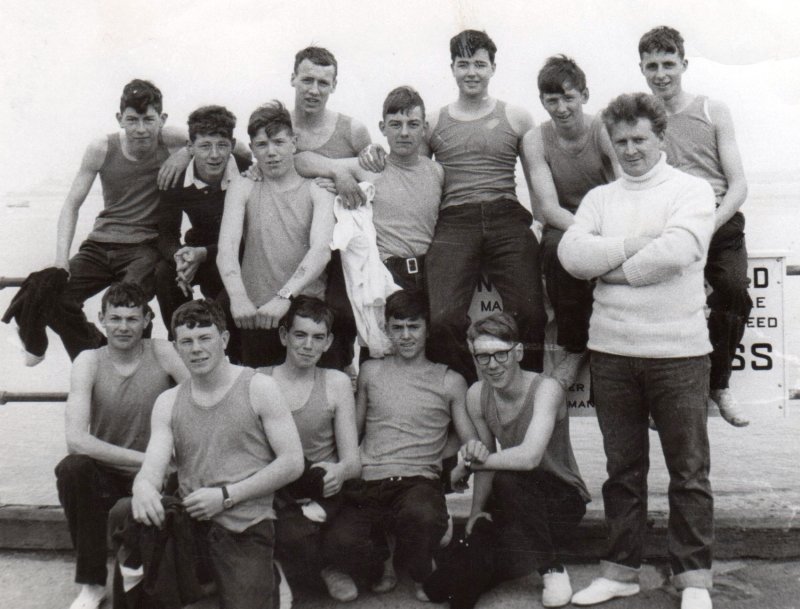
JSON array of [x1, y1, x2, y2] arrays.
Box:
[[571, 577, 640, 606], [69, 584, 107, 609], [274, 561, 293, 609], [320, 566, 358, 602], [711, 388, 749, 427], [542, 567, 572, 607], [681, 587, 712, 609]]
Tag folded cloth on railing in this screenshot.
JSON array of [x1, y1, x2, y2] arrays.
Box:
[[2, 267, 69, 357]]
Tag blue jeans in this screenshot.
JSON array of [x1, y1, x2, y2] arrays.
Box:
[[590, 351, 713, 590], [425, 201, 545, 384]]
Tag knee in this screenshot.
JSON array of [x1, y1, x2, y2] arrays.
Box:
[[397, 495, 446, 533], [55, 454, 95, 483], [153, 260, 176, 286]]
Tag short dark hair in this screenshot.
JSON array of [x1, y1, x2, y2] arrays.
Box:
[[450, 29, 497, 64], [538, 55, 587, 95], [187, 105, 236, 142], [101, 282, 151, 316], [280, 296, 335, 334], [120, 79, 162, 114], [467, 312, 519, 345], [171, 299, 227, 336], [382, 86, 426, 120], [248, 100, 293, 139], [602, 92, 668, 138], [294, 46, 338, 78], [385, 289, 428, 323], [638, 26, 685, 59]]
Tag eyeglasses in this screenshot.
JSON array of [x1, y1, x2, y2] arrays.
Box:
[[474, 348, 514, 366]]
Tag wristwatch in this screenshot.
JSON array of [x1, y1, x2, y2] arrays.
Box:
[[221, 486, 234, 510], [277, 287, 292, 300]]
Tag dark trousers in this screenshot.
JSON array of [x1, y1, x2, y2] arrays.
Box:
[[706, 212, 753, 390], [590, 351, 713, 581], [49, 239, 160, 359], [540, 227, 594, 353], [490, 469, 586, 579], [426, 201, 545, 385], [319, 252, 357, 371], [154, 259, 242, 363], [55, 454, 134, 584], [384, 256, 426, 292], [274, 498, 344, 582], [240, 328, 284, 367], [326, 477, 448, 583]]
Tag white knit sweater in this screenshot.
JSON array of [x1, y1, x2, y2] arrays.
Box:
[[558, 154, 715, 358]]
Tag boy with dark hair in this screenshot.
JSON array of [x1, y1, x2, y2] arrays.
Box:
[[560, 92, 716, 609], [50, 79, 188, 360], [295, 85, 444, 291], [55, 282, 188, 609], [441, 311, 589, 608], [639, 25, 752, 427], [326, 289, 476, 601], [155, 105, 250, 355], [132, 298, 304, 609], [360, 29, 544, 385], [523, 54, 618, 385], [217, 101, 336, 367], [261, 296, 362, 602]]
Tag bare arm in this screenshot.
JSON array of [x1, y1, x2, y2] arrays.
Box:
[[226, 374, 305, 504], [349, 117, 372, 152], [710, 100, 748, 231], [132, 390, 177, 527], [151, 339, 190, 384], [355, 361, 376, 436], [521, 128, 576, 231], [461, 383, 496, 533], [472, 377, 563, 471], [64, 351, 144, 473], [597, 120, 622, 178], [507, 104, 541, 223], [217, 178, 258, 329], [312, 370, 362, 497], [55, 138, 107, 269], [446, 370, 477, 444]]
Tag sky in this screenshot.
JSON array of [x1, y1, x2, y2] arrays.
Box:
[[1, 0, 800, 193]]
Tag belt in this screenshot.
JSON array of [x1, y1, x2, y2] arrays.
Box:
[[385, 255, 424, 276]]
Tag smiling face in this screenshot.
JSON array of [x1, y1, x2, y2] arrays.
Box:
[[280, 315, 332, 369], [380, 105, 426, 159], [386, 316, 427, 360], [99, 304, 150, 351], [291, 59, 337, 115], [608, 117, 664, 177], [640, 50, 687, 102], [116, 104, 165, 157], [451, 48, 495, 98], [250, 126, 296, 179], [470, 334, 522, 389], [173, 323, 229, 376], [540, 83, 589, 131], [189, 133, 234, 185]]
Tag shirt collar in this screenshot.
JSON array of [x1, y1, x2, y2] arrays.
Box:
[[183, 155, 238, 191]]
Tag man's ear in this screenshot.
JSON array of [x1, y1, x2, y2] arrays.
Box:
[[278, 325, 288, 347], [323, 332, 334, 352], [379, 120, 386, 137], [222, 330, 230, 349], [116, 113, 123, 128], [581, 88, 590, 104], [513, 342, 524, 361], [160, 113, 168, 126]]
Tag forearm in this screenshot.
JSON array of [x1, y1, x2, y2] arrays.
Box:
[[294, 152, 341, 179], [228, 453, 304, 504], [472, 446, 543, 472], [55, 206, 80, 266], [217, 250, 250, 301], [68, 432, 144, 470], [542, 205, 577, 232], [282, 246, 331, 296], [558, 228, 627, 280], [714, 182, 747, 230], [469, 470, 495, 516]]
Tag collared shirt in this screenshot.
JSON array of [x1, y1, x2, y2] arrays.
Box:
[[183, 155, 240, 191]]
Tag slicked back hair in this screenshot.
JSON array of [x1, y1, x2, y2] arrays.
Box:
[[383, 86, 426, 120], [120, 79, 163, 114], [538, 55, 587, 95], [294, 46, 338, 78], [638, 26, 685, 59], [188, 105, 236, 142], [279, 296, 335, 334], [450, 29, 497, 64], [171, 299, 227, 336], [467, 311, 520, 345], [385, 289, 429, 324], [601, 92, 668, 139], [248, 100, 293, 139]]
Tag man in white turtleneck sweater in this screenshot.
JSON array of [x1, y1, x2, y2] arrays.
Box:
[[559, 93, 716, 609]]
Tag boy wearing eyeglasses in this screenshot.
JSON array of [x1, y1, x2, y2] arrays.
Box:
[[455, 311, 589, 608]]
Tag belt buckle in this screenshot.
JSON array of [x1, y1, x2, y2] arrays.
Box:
[[405, 257, 419, 275]]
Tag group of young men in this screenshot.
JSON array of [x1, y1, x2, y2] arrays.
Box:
[[47, 23, 752, 609]]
